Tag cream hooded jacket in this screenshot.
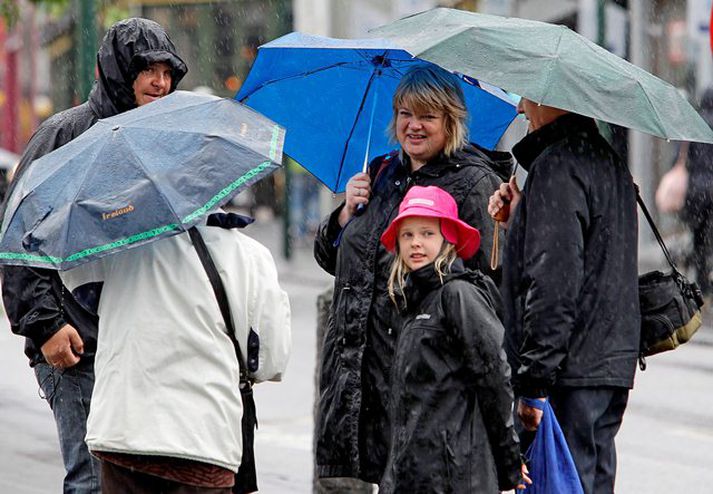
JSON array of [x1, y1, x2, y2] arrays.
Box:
[[60, 225, 291, 472]]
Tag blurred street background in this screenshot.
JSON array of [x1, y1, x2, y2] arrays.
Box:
[[1, 0, 713, 492]]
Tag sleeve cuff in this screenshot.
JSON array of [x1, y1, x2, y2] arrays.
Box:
[[32, 317, 68, 349], [326, 203, 346, 245], [514, 381, 549, 398]]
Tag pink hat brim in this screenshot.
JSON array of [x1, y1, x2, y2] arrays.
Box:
[[380, 209, 481, 260]]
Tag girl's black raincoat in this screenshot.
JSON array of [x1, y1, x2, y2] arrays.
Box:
[[380, 260, 521, 493]]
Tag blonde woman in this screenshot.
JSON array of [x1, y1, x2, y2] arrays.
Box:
[[313, 64, 511, 484]]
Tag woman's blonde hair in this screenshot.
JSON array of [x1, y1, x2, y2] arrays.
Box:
[[387, 65, 469, 158], [387, 231, 458, 310]]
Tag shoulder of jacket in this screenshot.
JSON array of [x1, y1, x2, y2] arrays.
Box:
[[204, 227, 268, 254], [445, 270, 496, 296], [40, 103, 93, 128], [34, 104, 97, 146]]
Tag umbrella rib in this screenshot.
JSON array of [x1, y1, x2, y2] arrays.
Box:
[[534, 25, 568, 104], [102, 97, 215, 127], [1, 138, 107, 260], [48, 135, 122, 260], [335, 53, 387, 189], [116, 132, 185, 227], [238, 60, 365, 101], [633, 77, 667, 139]]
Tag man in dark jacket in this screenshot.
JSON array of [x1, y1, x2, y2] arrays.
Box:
[[489, 98, 640, 494], [1, 18, 186, 493]]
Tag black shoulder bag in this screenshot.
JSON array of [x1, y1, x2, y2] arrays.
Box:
[[636, 190, 704, 370], [188, 227, 258, 494]]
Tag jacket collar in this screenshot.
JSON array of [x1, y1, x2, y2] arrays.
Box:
[[404, 258, 467, 310], [512, 113, 599, 171], [400, 143, 513, 179]]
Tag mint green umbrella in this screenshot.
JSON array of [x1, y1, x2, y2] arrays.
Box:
[[372, 8, 713, 143]]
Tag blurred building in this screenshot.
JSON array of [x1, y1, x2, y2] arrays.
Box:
[[294, 0, 478, 36], [0, 1, 49, 154]]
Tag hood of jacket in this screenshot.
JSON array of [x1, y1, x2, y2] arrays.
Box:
[[512, 113, 598, 171], [404, 258, 503, 318], [404, 142, 513, 181], [88, 17, 187, 118]]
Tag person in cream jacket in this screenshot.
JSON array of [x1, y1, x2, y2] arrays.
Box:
[[61, 216, 291, 492]]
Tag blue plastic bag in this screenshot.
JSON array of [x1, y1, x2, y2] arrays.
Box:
[[521, 398, 584, 494]]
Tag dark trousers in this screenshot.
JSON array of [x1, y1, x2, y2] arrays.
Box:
[[691, 211, 713, 295], [100, 460, 232, 494], [35, 362, 101, 494], [548, 387, 629, 494]]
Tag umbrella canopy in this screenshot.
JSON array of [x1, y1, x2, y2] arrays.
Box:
[[372, 8, 713, 144], [236, 32, 518, 192], [0, 90, 285, 270]]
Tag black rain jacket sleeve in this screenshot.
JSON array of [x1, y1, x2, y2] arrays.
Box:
[[514, 152, 588, 397], [3, 266, 68, 348], [313, 202, 345, 277], [2, 124, 75, 351], [1, 18, 187, 366], [444, 279, 521, 490]]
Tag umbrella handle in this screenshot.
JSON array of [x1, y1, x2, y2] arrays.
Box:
[[361, 89, 379, 174], [355, 89, 379, 217]]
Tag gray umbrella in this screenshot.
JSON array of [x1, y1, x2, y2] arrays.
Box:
[[372, 8, 713, 143], [0, 90, 284, 270]]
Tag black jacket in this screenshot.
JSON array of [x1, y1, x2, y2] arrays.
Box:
[[380, 260, 520, 494], [501, 114, 640, 398], [1, 18, 186, 367], [313, 143, 511, 482]]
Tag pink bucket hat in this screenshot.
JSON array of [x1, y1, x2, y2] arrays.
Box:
[[381, 186, 481, 260]]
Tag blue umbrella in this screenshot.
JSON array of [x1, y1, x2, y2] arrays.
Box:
[[236, 32, 517, 193], [0, 90, 285, 270]]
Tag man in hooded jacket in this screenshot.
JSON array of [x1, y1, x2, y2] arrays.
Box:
[[1, 18, 186, 493]]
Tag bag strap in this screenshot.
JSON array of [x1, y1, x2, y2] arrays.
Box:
[[635, 186, 680, 274], [188, 226, 250, 386], [369, 151, 396, 188]]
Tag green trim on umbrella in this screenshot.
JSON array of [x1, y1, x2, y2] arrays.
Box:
[[0, 124, 282, 268], [0, 252, 63, 264], [181, 160, 272, 224], [64, 223, 181, 262]]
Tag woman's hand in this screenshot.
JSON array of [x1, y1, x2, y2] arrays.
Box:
[[501, 463, 532, 493], [516, 463, 532, 490], [488, 176, 521, 229], [338, 173, 371, 227]]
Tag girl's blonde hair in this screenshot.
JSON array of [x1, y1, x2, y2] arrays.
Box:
[[387, 65, 469, 158], [387, 233, 458, 310]]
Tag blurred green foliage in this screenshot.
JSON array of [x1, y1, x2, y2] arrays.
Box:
[[2, 0, 71, 27]]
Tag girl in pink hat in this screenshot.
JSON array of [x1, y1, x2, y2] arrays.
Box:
[[379, 185, 529, 493]]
